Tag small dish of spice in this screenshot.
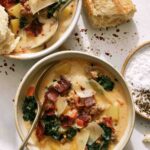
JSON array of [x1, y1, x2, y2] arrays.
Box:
[[122, 41, 150, 120]]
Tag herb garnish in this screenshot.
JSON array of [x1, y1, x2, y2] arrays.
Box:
[[22, 96, 37, 122], [96, 75, 114, 91], [66, 127, 78, 140]]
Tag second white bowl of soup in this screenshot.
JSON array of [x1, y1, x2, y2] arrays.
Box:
[[2, 0, 82, 59], [15, 51, 135, 150]]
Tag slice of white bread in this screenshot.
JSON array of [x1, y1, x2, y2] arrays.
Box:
[[83, 0, 136, 28]]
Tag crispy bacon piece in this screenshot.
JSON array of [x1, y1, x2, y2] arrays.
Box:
[[36, 122, 44, 141], [54, 76, 71, 94], [60, 115, 75, 128], [75, 97, 85, 108], [75, 96, 96, 108], [25, 18, 43, 36], [44, 102, 56, 116], [0, 0, 15, 9], [20, 1, 32, 15], [78, 114, 91, 127], [103, 117, 113, 129], [82, 96, 96, 107], [45, 87, 59, 102]]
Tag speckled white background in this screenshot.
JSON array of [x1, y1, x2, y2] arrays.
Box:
[[0, 0, 150, 149]]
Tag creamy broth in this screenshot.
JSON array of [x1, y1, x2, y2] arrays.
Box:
[[13, 1, 76, 54], [23, 59, 128, 150]]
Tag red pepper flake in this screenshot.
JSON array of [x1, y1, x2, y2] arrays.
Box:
[[9, 67, 15, 72], [76, 38, 80, 43], [112, 34, 119, 38], [80, 28, 88, 34], [105, 52, 112, 57], [106, 27, 109, 31], [94, 34, 105, 41], [74, 33, 78, 36], [105, 52, 110, 56], [116, 29, 120, 32], [4, 63, 7, 66], [5, 71, 8, 75]]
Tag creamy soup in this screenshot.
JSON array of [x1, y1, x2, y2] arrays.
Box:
[[22, 59, 128, 150], [0, 0, 76, 55]]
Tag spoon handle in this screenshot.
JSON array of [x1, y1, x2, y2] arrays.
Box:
[[19, 102, 42, 150], [19, 63, 56, 150]]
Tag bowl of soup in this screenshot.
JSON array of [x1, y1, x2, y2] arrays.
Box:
[[0, 0, 81, 59], [15, 51, 135, 150]]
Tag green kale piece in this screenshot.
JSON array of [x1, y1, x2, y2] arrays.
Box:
[[96, 75, 114, 91], [87, 142, 101, 150], [42, 115, 62, 140], [20, 17, 28, 29], [66, 127, 77, 140], [22, 96, 37, 122], [100, 123, 112, 150], [87, 123, 112, 150]]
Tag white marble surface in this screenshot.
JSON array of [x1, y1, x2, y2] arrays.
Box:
[[0, 0, 150, 149]]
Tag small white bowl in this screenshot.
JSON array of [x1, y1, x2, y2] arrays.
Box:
[[15, 51, 135, 150], [6, 1, 82, 60]]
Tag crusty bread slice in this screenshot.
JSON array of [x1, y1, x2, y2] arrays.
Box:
[[83, 0, 136, 28]]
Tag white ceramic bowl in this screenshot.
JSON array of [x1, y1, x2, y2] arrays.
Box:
[[7, 1, 82, 60], [15, 51, 135, 150]]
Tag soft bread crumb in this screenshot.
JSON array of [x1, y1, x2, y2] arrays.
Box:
[[143, 134, 150, 143], [83, 0, 136, 28]]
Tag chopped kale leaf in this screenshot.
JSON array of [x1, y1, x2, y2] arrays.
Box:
[[96, 75, 114, 91], [100, 123, 112, 150], [66, 127, 77, 140], [87, 142, 101, 150], [20, 17, 28, 29], [42, 115, 62, 140], [22, 96, 37, 122]]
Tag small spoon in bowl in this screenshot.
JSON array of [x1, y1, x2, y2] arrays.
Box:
[[19, 62, 56, 150]]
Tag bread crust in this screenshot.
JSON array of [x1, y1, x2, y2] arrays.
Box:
[[83, 0, 136, 28]]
